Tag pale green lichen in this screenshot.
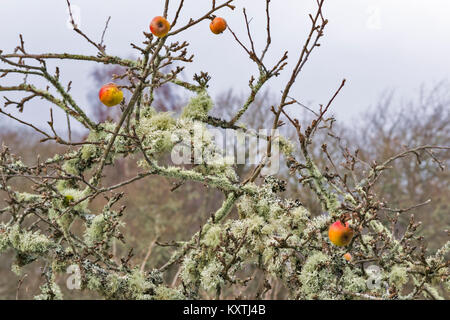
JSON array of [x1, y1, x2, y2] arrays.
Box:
[[304, 214, 330, 236], [84, 266, 166, 300], [255, 198, 270, 218], [389, 266, 408, 289], [200, 259, 225, 293], [51, 259, 70, 273], [201, 225, 223, 247], [14, 192, 42, 203], [370, 220, 386, 234], [80, 144, 99, 161], [344, 193, 357, 205], [62, 158, 80, 176], [34, 281, 63, 300], [444, 276, 450, 292], [290, 206, 310, 232], [342, 267, 366, 294], [60, 188, 89, 212], [298, 251, 335, 299], [49, 208, 74, 231], [262, 246, 276, 265], [196, 155, 237, 181], [0, 239, 8, 253], [126, 269, 153, 299], [3, 224, 54, 255], [423, 283, 444, 300], [154, 285, 186, 300], [180, 251, 202, 291], [181, 91, 213, 120], [86, 274, 102, 291], [136, 112, 177, 155], [49, 187, 90, 231], [237, 195, 257, 218], [104, 273, 122, 296], [84, 213, 110, 246], [278, 135, 296, 156], [146, 111, 177, 130]]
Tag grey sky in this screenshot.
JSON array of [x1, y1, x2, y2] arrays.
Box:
[[1, 0, 449, 132]]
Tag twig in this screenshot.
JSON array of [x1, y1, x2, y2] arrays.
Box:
[[140, 236, 159, 273]]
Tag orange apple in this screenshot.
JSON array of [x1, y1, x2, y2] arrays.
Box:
[[328, 220, 354, 247], [99, 83, 123, 107], [150, 16, 171, 38], [210, 17, 227, 34]]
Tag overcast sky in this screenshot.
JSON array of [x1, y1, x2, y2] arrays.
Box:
[[1, 0, 450, 132]]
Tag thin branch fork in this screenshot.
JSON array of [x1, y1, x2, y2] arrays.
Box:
[[167, 0, 235, 36], [383, 199, 432, 214], [378, 145, 450, 171], [66, 0, 109, 54]]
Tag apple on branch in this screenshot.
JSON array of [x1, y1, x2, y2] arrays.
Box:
[[99, 83, 124, 107], [150, 16, 171, 38], [210, 17, 227, 34], [328, 220, 354, 247]]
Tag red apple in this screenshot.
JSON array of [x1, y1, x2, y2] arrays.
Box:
[[150, 16, 171, 38], [99, 83, 123, 107], [210, 17, 227, 34], [328, 220, 354, 247]]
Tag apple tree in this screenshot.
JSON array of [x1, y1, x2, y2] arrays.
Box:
[[0, 0, 448, 300]]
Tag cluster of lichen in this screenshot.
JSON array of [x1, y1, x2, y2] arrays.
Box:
[[179, 177, 354, 298], [0, 223, 56, 272], [83, 264, 184, 300], [135, 93, 237, 181], [84, 207, 124, 247], [0, 224, 55, 257], [0, 84, 447, 301], [181, 90, 213, 121]]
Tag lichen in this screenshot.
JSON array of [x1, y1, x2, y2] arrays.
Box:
[[389, 266, 408, 289], [290, 206, 310, 232], [60, 188, 89, 212], [342, 267, 366, 294], [4, 224, 54, 256], [181, 91, 213, 120], [126, 269, 153, 299], [201, 225, 222, 247], [62, 158, 80, 175], [86, 275, 102, 291], [298, 251, 335, 299], [80, 144, 99, 161], [34, 281, 63, 300], [154, 285, 186, 300], [200, 259, 225, 293], [49, 208, 74, 231], [278, 135, 296, 156], [136, 112, 177, 155], [180, 251, 202, 292], [14, 192, 42, 203], [84, 213, 109, 246]]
